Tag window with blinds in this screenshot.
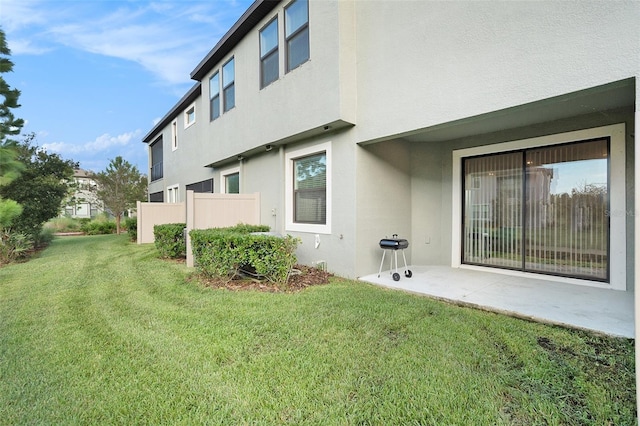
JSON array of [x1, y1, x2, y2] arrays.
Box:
[[293, 152, 326, 224], [462, 138, 609, 281]]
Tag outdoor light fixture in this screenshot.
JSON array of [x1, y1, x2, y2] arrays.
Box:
[[265, 145, 272, 151]]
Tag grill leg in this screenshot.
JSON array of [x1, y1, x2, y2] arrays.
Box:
[[377, 250, 387, 278], [394, 250, 399, 274]]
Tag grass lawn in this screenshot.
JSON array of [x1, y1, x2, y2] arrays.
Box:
[[0, 234, 635, 425]]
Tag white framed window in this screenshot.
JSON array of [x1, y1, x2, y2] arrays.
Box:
[[171, 120, 178, 151], [452, 123, 626, 290], [285, 141, 331, 234], [184, 103, 196, 129], [167, 184, 180, 203], [285, 0, 309, 72], [209, 71, 220, 121], [219, 166, 240, 194], [260, 17, 279, 88], [222, 57, 235, 112]]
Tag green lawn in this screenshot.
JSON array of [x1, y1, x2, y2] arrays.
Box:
[[0, 235, 635, 425]]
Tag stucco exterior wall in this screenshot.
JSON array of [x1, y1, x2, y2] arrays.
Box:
[[198, 0, 354, 165], [353, 1, 639, 144], [354, 139, 412, 277]]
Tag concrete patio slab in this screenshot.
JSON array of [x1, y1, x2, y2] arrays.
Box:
[[359, 265, 634, 338]]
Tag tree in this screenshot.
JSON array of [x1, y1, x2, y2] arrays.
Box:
[[92, 156, 147, 234], [0, 27, 25, 231], [0, 133, 77, 241], [0, 27, 24, 145]]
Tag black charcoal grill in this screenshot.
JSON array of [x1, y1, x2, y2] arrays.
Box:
[[377, 234, 412, 281]]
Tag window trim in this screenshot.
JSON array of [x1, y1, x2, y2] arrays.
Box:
[[285, 141, 331, 234], [219, 166, 240, 194], [184, 103, 196, 129], [167, 184, 180, 203], [451, 123, 626, 290], [259, 17, 279, 88]]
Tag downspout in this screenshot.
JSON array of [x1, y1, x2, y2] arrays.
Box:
[[278, 145, 285, 235]]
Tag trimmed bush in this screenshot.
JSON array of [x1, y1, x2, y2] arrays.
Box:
[[123, 217, 137, 242], [154, 223, 186, 259], [190, 225, 299, 286]]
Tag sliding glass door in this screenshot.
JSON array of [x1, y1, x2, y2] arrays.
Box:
[[462, 138, 609, 281]]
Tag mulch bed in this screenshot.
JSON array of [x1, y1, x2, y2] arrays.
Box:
[[194, 264, 333, 292]]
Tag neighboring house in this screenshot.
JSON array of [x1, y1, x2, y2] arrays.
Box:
[[62, 169, 104, 219], [142, 0, 638, 296]]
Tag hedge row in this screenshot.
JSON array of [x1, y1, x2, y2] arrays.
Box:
[[153, 223, 186, 259], [190, 224, 299, 285]]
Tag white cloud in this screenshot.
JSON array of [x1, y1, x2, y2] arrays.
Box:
[[3, 0, 251, 86], [42, 130, 143, 155], [6, 38, 52, 55]]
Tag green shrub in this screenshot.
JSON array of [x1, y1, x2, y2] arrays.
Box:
[[123, 217, 137, 242], [154, 223, 186, 259], [36, 227, 55, 247], [81, 219, 116, 235], [190, 225, 299, 286], [0, 230, 33, 263]]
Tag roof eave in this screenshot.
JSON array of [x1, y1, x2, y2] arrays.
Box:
[[142, 83, 201, 143], [190, 0, 280, 82]]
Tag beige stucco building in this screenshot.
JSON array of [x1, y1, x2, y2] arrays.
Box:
[[143, 0, 638, 295]]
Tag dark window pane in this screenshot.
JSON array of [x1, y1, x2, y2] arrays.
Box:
[[261, 50, 279, 87], [287, 27, 309, 71], [149, 191, 164, 202], [210, 95, 220, 120], [223, 84, 235, 111], [226, 173, 239, 194], [186, 178, 214, 193], [150, 138, 163, 181]]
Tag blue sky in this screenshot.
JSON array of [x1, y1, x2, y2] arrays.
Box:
[[2, 0, 254, 173]]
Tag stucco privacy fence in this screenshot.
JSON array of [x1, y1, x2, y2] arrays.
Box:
[[136, 190, 261, 267]]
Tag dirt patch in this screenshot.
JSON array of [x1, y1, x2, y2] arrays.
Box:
[[194, 264, 333, 292]]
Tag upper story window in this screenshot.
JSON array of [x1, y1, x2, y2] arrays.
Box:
[[285, 0, 309, 72], [171, 120, 178, 151], [209, 71, 220, 121], [150, 137, 163, 182], [222, 58, 235, 112], [260, 18, 279, 88], [184, 103, 196, 129]]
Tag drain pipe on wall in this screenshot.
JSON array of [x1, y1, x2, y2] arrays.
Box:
[[276, 145, 285, 235]]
